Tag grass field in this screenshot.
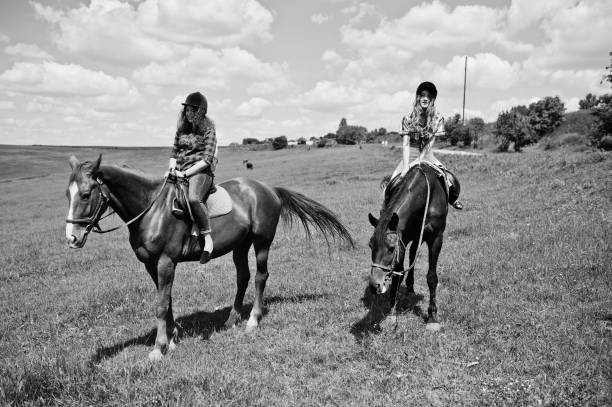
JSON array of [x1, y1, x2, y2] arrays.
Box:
[[0, 143, 610, 406]]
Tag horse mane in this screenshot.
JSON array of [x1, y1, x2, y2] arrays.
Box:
[[373, 165, 432, 244]]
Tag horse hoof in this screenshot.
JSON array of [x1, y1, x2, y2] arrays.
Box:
[[148, 349, 164, 362], [425, 322, 441, 332], [168, 340, 177, 352]]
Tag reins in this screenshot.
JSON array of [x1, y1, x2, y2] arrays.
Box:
[[371, 163, 431, 278], [66, 177, 168, 235]]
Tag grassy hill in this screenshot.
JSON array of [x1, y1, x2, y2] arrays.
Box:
[[0, 144, 610, 406]]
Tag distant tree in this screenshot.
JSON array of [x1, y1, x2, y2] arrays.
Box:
[[528, 96, 565, 140], [337, 125, 367, 145], [495, 108, 534, 152], [590, 93, 612, 147], [297, 137, 306, 145], [323, 132, 337, 139], [242, 137, 259, 145], [338, 118, 348, 132], [272, 135, 288, 150], [579, 93, 599, 110]]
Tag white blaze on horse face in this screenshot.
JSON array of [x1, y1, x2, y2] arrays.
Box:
[[66, 182, 79, 240]]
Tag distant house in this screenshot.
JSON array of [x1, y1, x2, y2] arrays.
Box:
[[287, 140, 298, 147], [305, 140, 314, 146]]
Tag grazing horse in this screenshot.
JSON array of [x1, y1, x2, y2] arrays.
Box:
[[65, 155, 354, 361], [367, 163, 448, 329]]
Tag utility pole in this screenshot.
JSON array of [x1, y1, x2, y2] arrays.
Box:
[[462, 56, 467, 125]]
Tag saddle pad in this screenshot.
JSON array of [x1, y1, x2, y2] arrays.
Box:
[[205, 185, 232, 218]]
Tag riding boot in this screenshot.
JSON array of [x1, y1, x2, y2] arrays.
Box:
[[445, 169, 464, 210], [188, 172, 214, 263]]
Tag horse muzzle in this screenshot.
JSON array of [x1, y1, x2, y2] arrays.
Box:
[[66, 225, 88, 249], [369, 267, 391, 295]]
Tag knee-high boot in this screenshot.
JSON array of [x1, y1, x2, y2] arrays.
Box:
[[445, 169, 463, 210], [188, 173, 214, 263]]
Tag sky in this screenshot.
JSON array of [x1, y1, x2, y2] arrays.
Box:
[[0, 0, 610, 147]]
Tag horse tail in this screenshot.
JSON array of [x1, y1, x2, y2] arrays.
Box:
[[273, 187, 355, 248]]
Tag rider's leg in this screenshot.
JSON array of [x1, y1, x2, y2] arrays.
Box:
[[444, 169, 463, 210], [188, 172, 214, 263]]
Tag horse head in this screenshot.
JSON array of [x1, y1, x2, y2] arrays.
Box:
[[65, 154, 108, 248], [368, 212, 400, 294]]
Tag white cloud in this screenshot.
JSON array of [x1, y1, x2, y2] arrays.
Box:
[[505, 0, 577, 34], [137, 0, 274, 47], [5, 43, 54, 60], [341, 1, 504, 54], [32, 0, 181, 64], [433, 54, 521, 91], [295, 81, 369, 112], [134, 47, 289, 92], [32, 0, 274, 66], [311, 13, 331, 24], [0, 100, 14, 110], [525, 0, 612, 70], [0, 62, 141, 111], [0, 34, 9, 43], [235, 97, 271, 117]]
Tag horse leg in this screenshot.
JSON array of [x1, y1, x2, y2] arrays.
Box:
[[425, 234, 443, 330], [148, 255, 176, 361], [225, 242, 252, 328], [246, 239, 271, 332], [405, 241, 418, 295]]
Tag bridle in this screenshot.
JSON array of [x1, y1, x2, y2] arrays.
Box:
[[65, 178, 117, 236], [65, 177, 168, 238], [370, 164, 431, 281]]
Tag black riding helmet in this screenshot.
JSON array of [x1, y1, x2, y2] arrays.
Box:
[[416, 81, 437, 100], [182, 91, 208, 115]]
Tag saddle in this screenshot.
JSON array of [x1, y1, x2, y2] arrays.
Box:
[[386, 161, 460, 205], [169, 176, 232, 220]]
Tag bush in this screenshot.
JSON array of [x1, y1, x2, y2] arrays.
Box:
[[242, 137, 259, 145], [598, 135, 612, 150], [590, 94, 612, 146], [336, 125, 366, 145], [272, 135, 288, 150], [495, 109, 534, 152], [528, 96, 566, 140]]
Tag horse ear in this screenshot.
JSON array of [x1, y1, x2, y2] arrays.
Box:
[[91, 154, 102, 174], [368, 213, 379, 227], [388, 213, 399, 231], [69, 155, 80, 170]]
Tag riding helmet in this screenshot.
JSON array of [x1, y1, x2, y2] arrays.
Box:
[[416, 82, 437, 100], [182, 91, 208, 114]]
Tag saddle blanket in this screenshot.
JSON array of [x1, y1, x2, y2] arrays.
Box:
[[206, 185, 232, 218]]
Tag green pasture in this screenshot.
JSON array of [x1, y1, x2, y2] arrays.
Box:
[[0, 144, 610, 406]]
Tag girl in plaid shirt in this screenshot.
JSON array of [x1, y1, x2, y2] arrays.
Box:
[[168, 91, 218, 263], [391, 82, 463, 210]]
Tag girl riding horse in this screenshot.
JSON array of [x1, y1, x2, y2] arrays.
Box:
[[168, 91, 217, 263], [390, 81, 463, 210]]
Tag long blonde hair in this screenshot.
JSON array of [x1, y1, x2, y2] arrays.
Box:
[[409, 96, 437, 132]]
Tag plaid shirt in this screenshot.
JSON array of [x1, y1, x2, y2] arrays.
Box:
[[171, 116, 217, 172], [401, 112, 444, 136]]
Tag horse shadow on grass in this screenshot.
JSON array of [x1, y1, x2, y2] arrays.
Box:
[[91, 293, 328, 363], [350, 285, 424, 342]]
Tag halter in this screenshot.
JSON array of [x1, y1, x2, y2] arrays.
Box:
[[370, 164, 431, 280], [65, 177, 168, 238]]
